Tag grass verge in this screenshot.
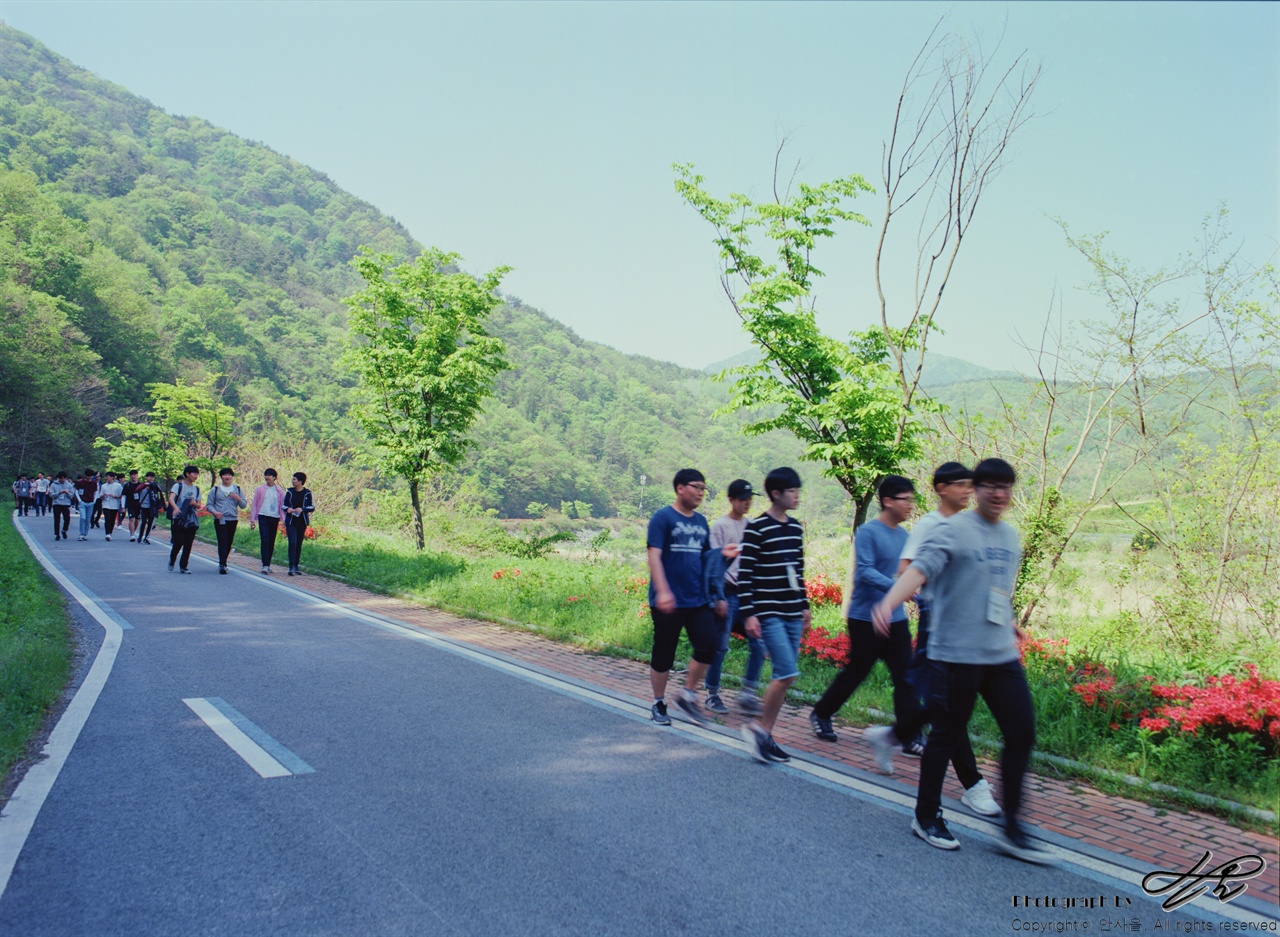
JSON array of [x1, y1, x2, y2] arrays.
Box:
[[0, 514, 73, 782]]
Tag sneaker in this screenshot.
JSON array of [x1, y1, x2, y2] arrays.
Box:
[[54, 535, 60, 541], [105, 535, 111, 541], [912, 814, 960, 850], [738, 693, 762, 716], [903, 733, 927, 757], [960, 778, 1002, 817], [143, 537, 151, 544], [79, 536, 87, 541], [999, 827, 1056, 865], [864, 725, 901, 775], [651, 700, 671, 726], [168, 563, 174, 572], [219, 566, 227, 575], [262, 566, 270, 574], [676, 689, 709, 725], [179, 568, 191, 575], [129, 536, 136, 542], [287, 569, 296, 576], [762, 735, 791, 763], [809, 710, 838, 742], [705, 693, 729, 715], [741, 723, 769, 763]]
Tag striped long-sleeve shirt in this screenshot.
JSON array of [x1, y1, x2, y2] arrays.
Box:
[[737, 512, 808, 619]]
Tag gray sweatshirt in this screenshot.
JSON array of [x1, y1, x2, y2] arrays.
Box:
[[48, 480, 76, 506], [207, 485, 244, 524], [908, 510, 1021, 665]]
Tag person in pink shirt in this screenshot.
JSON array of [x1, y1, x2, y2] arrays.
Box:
[[249, 468, 284, 574]]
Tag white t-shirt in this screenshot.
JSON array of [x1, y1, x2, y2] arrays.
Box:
[[99, 482, 125, 510], [259, 486, 280, 518]]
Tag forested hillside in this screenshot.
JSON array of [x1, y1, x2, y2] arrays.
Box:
[[0, 25, 843, 517]]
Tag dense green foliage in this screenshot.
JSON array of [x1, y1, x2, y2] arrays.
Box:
[[0, 514, 72, 780], [0, 25, 847, 518]]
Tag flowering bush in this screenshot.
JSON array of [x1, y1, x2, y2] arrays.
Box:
[[1147, 664, 1280, 745], [805, 574, 843, 607], [799, 625, 850, 665]]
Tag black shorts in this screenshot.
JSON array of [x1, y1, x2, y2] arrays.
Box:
[[650, 606, 718, 673], [126, 505, 141, 518]]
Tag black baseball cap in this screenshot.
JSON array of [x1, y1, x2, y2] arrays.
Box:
[[727, 479, 754, 499]]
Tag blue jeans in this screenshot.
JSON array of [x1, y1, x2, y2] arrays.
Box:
[[757, 615, 804, 682], [706, 592, 767, 692], [77, 501, 92, 537]]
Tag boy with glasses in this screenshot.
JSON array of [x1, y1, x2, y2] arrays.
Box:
[[646, 468, 717, 726], [874, 458, 1051, 864]]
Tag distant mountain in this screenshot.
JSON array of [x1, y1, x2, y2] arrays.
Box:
[[704, 348, 1024, 389]]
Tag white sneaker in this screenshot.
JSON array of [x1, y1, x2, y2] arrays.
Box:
[[864, 725, 901, 775], [960, 778, 1002, 817]]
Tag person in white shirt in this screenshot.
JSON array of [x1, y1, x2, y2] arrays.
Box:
[[249, 468, 284, 574], [98, 472, 125, 541]]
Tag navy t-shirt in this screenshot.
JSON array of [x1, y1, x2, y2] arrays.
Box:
[[647, 505, 710, 609]]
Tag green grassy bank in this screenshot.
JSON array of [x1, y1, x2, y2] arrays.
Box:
[[0, 514, 73, 783]]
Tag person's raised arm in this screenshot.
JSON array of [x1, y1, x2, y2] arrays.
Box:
[[872, 566, 927, 637]]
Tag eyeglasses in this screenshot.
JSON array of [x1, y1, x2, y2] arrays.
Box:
[[682, 483, 707, 492], [975, 483, 1014, 493]]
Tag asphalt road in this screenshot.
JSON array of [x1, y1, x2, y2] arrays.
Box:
[[0, 514, 1225, 935]]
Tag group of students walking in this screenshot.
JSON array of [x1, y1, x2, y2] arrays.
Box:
[[19, 465, 316, 577], [644, 458, 1054, 866]]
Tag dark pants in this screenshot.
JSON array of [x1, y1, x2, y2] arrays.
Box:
[[169, 525, 197, 570], [915, 659, 1035, 833], [650, 606, 718, 672], [285, 521, 305, 570], [258, 516, 279, 567], [910, 609, 983, 789], [17, 497, 30, 516], [52, 504, 70, 537], [91, 499, 103, 526], [813, 618, 928, 745], [215, 521, 238, 567], [138, 507, 157, 542], [103, 508, 119, 536]]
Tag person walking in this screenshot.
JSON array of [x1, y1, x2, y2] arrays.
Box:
[[645, 468, 717, 726], [704, 479, 768, 716], [122, 470, 141, 541], [808, 476, 930, 777], [736, 467, 810, 764], [874, 458, 1051, 864], [896, 462, 1000, 817], [207, 467, 245, 574], [48, 471, 75, 541], [249, 468, 284, 574], [73, 470, 97, 541], [98, 471, 124, 541], [13, 475, 31, 516], [90, 471, 104, 528], [168, 465, 203, 574], [281, 472, 314, 577], [136, 472, 162, 545], [33, 473, 49, 516]]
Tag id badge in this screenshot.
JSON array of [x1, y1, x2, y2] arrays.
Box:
[[987, 586, 1012, 625], [786, 564, 800, 591]]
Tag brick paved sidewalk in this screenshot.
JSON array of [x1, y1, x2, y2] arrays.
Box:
[[200, 537, 1278, 910]]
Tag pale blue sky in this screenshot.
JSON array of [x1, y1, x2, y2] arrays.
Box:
[[2, 1, 1276, 370]]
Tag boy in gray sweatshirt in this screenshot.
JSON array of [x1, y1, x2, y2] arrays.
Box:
[[873, 458, 1052, 865]]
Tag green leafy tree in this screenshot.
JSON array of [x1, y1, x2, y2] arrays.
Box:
[[675, 164, 925, 525], [342, 248, 510, 549], [95, 378, 237, 486]]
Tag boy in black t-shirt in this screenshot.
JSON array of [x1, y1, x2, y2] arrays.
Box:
[[646, 468, 718, 726]]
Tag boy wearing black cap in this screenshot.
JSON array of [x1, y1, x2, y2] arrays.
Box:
[[706, 479, 768, 715], [808, 475, 929, 777], [874, 458, 1051, 864], [646, 468, 718, 726], [737, 467, 810, 763]]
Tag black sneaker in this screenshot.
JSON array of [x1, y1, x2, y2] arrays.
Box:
[[287, 568, 296, 576], [741, 723, 769, 763], [809, 710, 838, 742], [999, 827, 1055, 865], [651, 700, 671, 726], [179, 568, 192, 575], [912, 814, 960, 850], [143, 537, 151, 544], [903, 733, 927, 757], [219, 566, 227, 574], [705, 693, 729, 715], [762, 735, 791, 763], [675, 690, 709, 725]]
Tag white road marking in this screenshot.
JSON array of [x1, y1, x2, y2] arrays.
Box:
[[182, 698, 292, 779], [0, 514, 125, 900]]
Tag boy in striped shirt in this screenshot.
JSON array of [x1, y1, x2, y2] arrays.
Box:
[[737, 467, 810, 763]]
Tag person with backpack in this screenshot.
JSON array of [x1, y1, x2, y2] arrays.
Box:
[[135, 472, 163, 545], [207, 467, 246, 574], [282, 472, 314, 576], [73, 470, 98, 541], [168, 465, 204, 573]]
